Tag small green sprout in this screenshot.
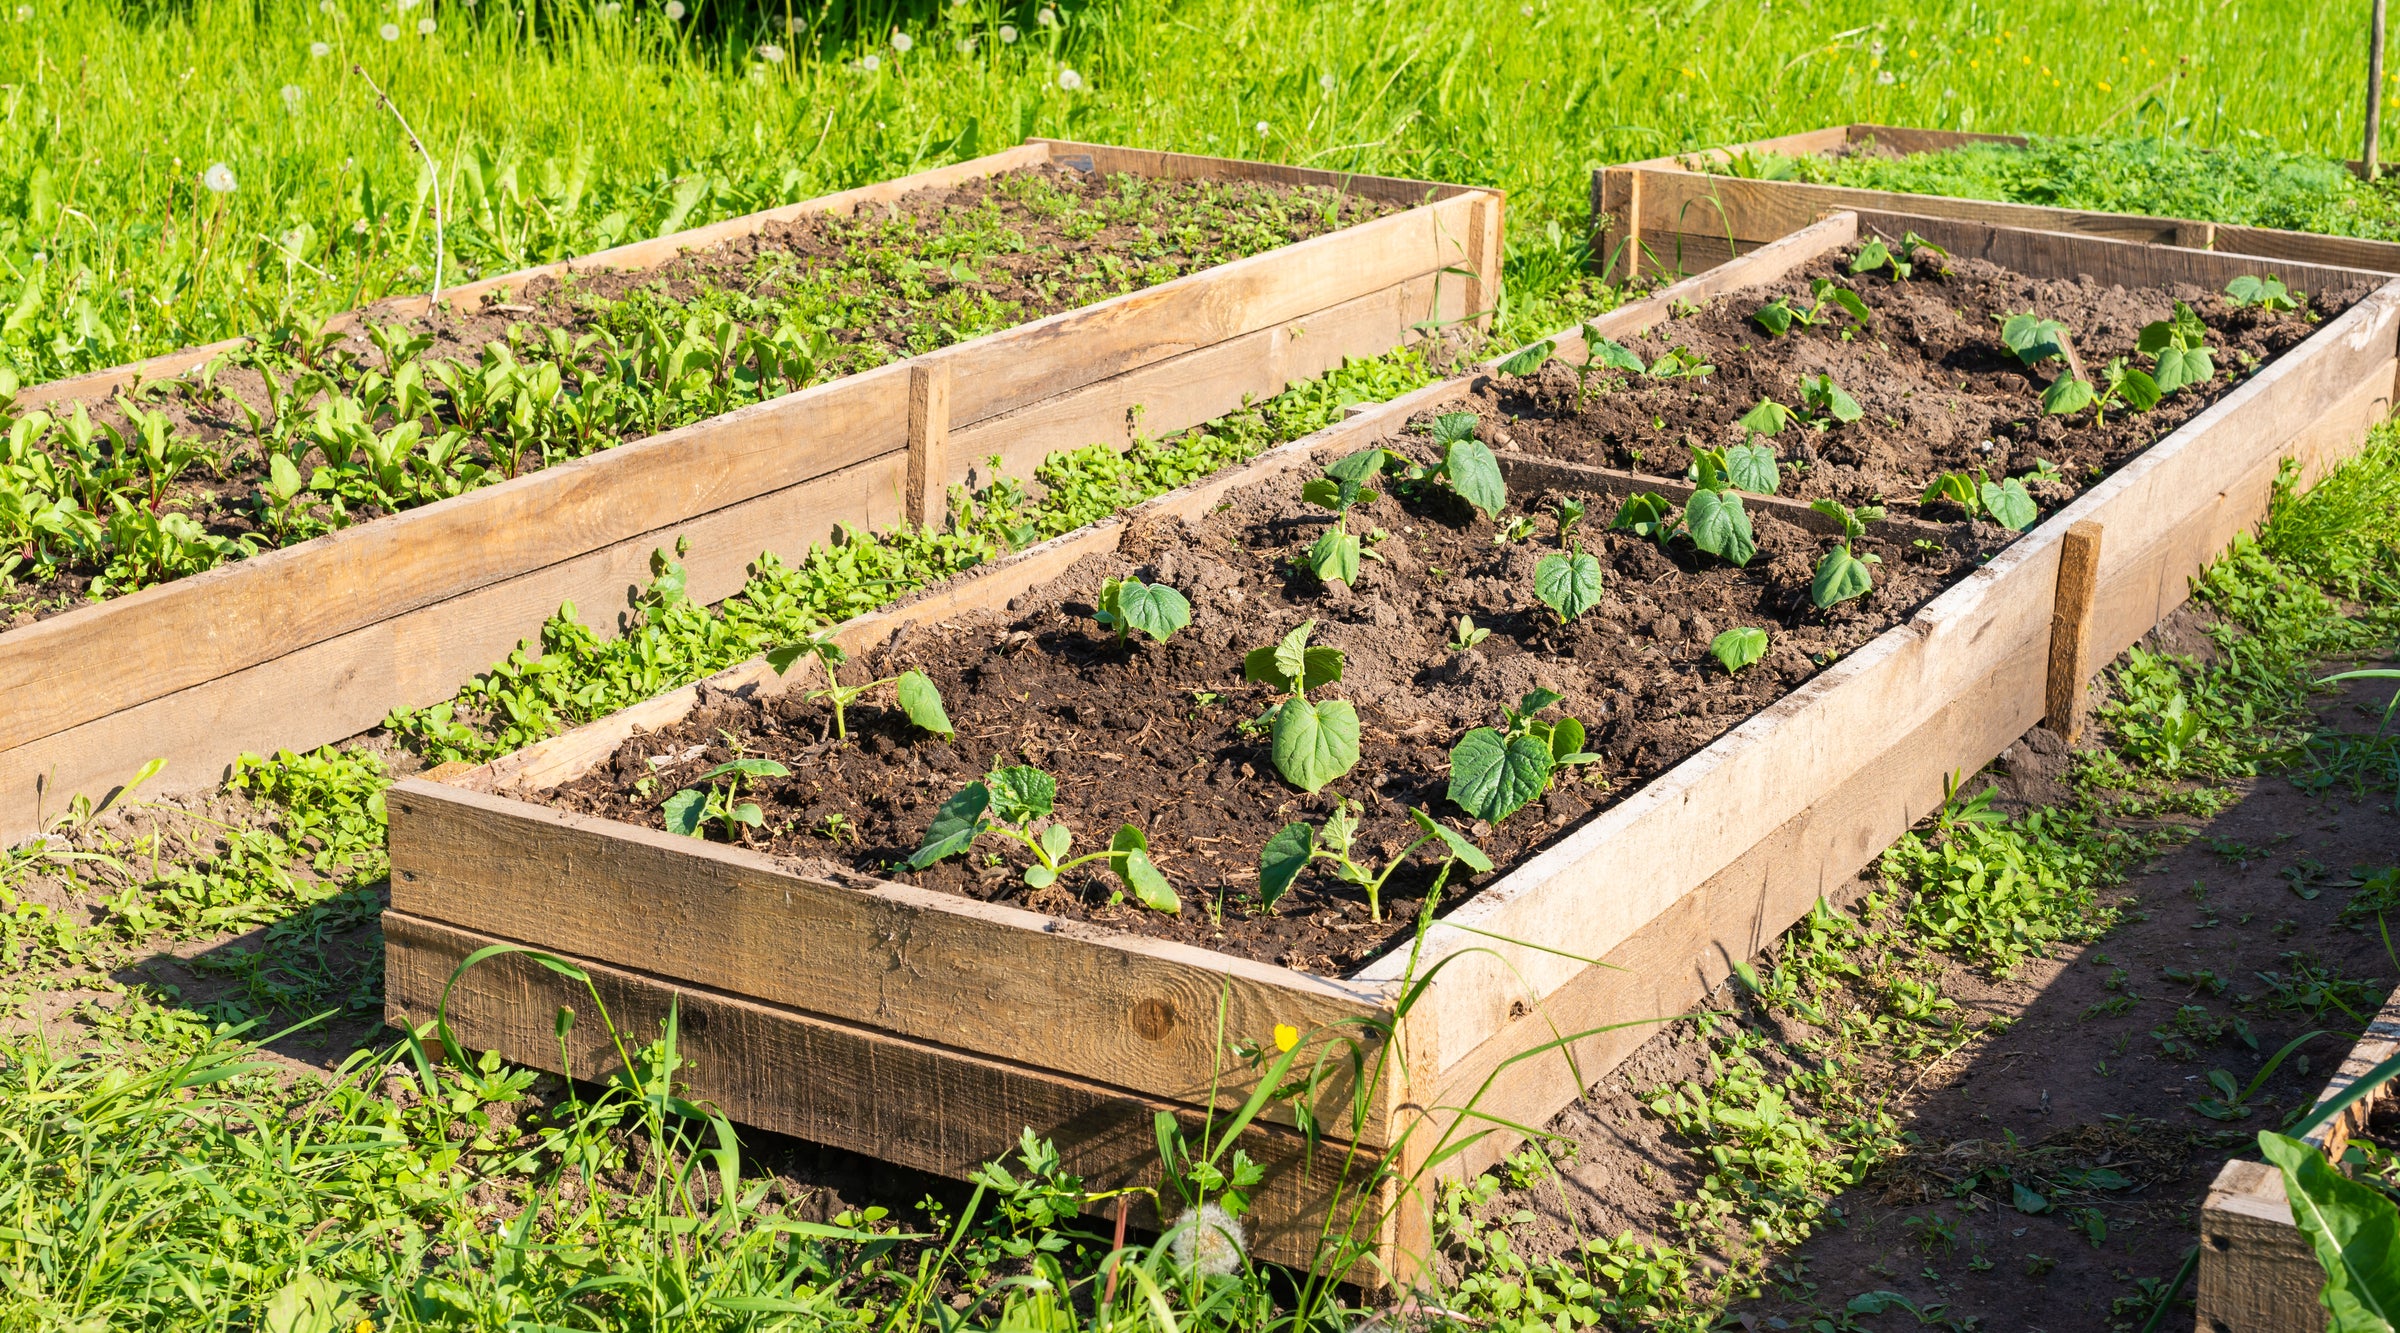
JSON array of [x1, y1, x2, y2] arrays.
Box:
[[1447, 614, 1491, 653], [1555, 496, 1587, 538], [1447, 689, 1602, 825], [1533, 543, 1604, 624], [1797, 373, 1864, 425], [1920, 469, 2038, 531], [767, 631, 953, 742], [1257, 798, 1491, 920], [1243, 620, 1358, 794], [664, 757, 790, 841], [1808, 499, 1885, 609], [2137, 301, 2215, 393], [1710, 627, 1768, 675], [1998, 312, 2072, 368], [1094, 576, 1193, 644], [1751, 278, 1871, 337], [1849, 231, 1948, 281], [909, 764, 1178, 912], [2225, 274, 2301, 311], [1300, 466, 1378, 585]]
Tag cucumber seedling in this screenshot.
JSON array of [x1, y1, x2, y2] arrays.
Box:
[[1645, 345, 1715, 380], [1406, 413, 1509, 518], [909, 764, 1179, 912], [1611, 491, 1675, 540], [1850, 231, 1949, 281], [1797, 372, 1864, 425], [1446, 614, 1490, 653], [2042, 357, 2159, 423], [1257, 798, 1491, 920], [1569, 331, 1647, 409], [2137, 301, 2215, 394], [1710, 626, 1769, 675], [1808, 499, 1884, 609], [1679, 448, 1760, 565], [2225, 274, 2301, 311], [1244, 619, 1359, 794], [767, 631, 954, 742], [1998, 312, 2072, 369], [1448, 688, 1602, 825], [663, 756, 790, 841], [1919, 469, 2038, 531], [1752, 278, 1871, 337], [1533, 543, 1603, 624], [1094, 575, 1193, 644]]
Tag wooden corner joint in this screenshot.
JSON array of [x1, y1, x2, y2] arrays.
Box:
[[2044, 520, 2106, 744]]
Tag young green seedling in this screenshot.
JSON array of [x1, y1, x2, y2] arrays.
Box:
[[909, 764, 1179, 911], [1571, 332, 1647, 409], [2041, 357, 2159, 423], [1710, 626, 1768, 675], [1808, 499, 1885, 609], [1447, 688, 1602, 825], [1243, 620, 1359, 794], [1257, 799, 1492, 920], [1997, 313, 2072, 369], [1095, 575, 1193, 643], [1447, 614, 1490, 653], [1644, 346, 1715, 380], [1494, 339, 1554, 377], [1555, 496, 1587, 539], [1849, 231, 1948, 281], [1797, 372, 1864, 425], [1533, 542, 1603, 624], [1408, 412, 1509, 518], [1300, 468, 1378, 585], [664, 757, 790, 841], [1612, 491, 1676, 539], [1919, 469, 2039, 531], [1751, 278, 1872, 337], [2225, 274, 2301, 311], [767, 632, 954, 742], [1678, 448, 1760, 565], [2136, 301, 2215, 393]]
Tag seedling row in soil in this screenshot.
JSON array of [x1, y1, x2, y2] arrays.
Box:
[[0, 167, 1389, 629]]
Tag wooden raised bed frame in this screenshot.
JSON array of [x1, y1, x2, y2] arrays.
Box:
[[1595, 123, 2400, 285], [0, 141, 1500, 843], [2197, 981, 2400, 1332], [384, 208, 2400, 1283]]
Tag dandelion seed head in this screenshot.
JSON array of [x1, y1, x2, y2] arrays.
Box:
[[996, 23, 1015, 41], [1875, 70, 1894, 84], [1170, 1203, 1245, 1278], [309, 39, 331, 55], [663, 0, 684, 18], [318, 0, 335, 10], [600, 2, 620, 14], [12, 3, 28, 17], [757, 42, 783, 61], [889, 29, 911, 50], [1036, 5, 1054, 23], [1254, 120, 1270, 135], [417, 16, 435, 33], [958, 34, 976, 51], [202, 162, 238, 193], [859, 52, 879, 70], [378, 21, 398, 38], [1318, 72, 1334, 91], [280, 83, 304, 111], [1519, 4, 1532, 14], [1057, 66, 1082, 90], [1869, 39, 1886, 56], [396, 0, 417, 9]]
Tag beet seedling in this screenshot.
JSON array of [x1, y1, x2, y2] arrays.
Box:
[[909, 764, 1179, 911], [1751, 278, 1871, 337], [2137, 301, 2215, 393], [1257, 798, 1491, 920], [1448, 688, 1602, 825], [1094, 575, 1192, 643], [1919, 469, 2038, 531], [767, 631, 954, 741], [1808, 499, 1884, 609], [1533, 543, 1603, 623], [2225, 274, 2301, 311], [1710, 626, 1768, 675], [1244, 619, 1359, 794], [663, 757, 790, 841]]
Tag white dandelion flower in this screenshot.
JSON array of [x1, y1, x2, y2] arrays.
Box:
[[1036, 6, 1056, 24], [757, 42, 783, 61], [396, 0, 417, 9], [663, 0, 684, 18], [1170, 1203, 1246, 1278], [599, 2, 619, 14], [1519, 3, 1532, 13], [1876, 70, 1895, 84], [378, 21, 398, 38], [958, 34, 976, 51], [859, 52, 879, 70], [202, 162, 238, 193], [996, 22, 1015, 41], [309, 39, 331, 55], [318, 0, 335, 10], [11, 4, 28, 18], [1318, 72, 1335, 92], [280, 83, 304, 112], [417, 16, 435, 33], [1869, 39, 1886, 56], [889, 29, 911, 50], [1057, 66, 1082, 90], [1254, 120, 1270, 135]]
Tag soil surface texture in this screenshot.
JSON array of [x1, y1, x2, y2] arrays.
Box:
[[545, 452, 2001, 971], [1435, 247, 2363, 528]]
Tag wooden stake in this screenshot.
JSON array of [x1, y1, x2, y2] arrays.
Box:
[[1464, 192, 1504, 334], [2371, 0, 2389, 183], [2045, 520, 2105, 743], [906, 360, 951, 530]]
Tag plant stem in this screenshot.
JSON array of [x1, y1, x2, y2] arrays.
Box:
[[352, 66, 445, 316]]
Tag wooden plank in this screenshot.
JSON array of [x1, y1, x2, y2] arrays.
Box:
[[1466, 192, 1503, 331], [1853, 208, 2394, 293], [385, 911, 1396, 1277], [2045, 521, 2104, 743], [2198, 1159, 2327, 1333], [1041, 139, 1478, 208], [386, 784, 1404, 1142], [906, 360, 952, 529]]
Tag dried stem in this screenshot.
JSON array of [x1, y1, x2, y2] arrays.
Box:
[[352, 64, 445, 315]]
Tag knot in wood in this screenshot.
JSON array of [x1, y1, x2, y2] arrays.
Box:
[[1133, 997, 1176, 1042]]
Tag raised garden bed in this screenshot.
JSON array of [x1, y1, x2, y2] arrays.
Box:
[[383, 210, 2400, 1282], [2199, 979, 2400, 1332], [1595, 124, 2400, 286], [0, 140, 1501, 842]]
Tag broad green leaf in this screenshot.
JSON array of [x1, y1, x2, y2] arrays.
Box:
[[1710, 626, 1768, 674], [1120, 847, 1180, 913], [1409, 807, 1494, 872], [1270, 620, 1316, 690], [2040, 375, 2095, 417], [1299, 477, 1343, 510], [1309, 528, 1361, 585], [1271, 698, 1360, 793], [267, 452, 304, 500], [1724, 441, 1780, 494], [1805, 374, 1864, 423], [1978, 478, 2039, 532], [1039, 822, 1072, 861], [1533, 549, 1604, 623], [2153, 343, 2214, 393], [1325, 447, 1390, 485], [1547, 715, 1586, 763], [1447, 727, 1554, 824], [985, 766, 1056, 823], [1244, 643, 1343, 696], [910, 783, 991, 867], [1683, 488, 1757, 567], [1920, 472, 1978, 512], [1613, 491, 1674, 538], [1257, 821, 1315, 907], [1736, 400, 1791, 437], [2113, 363, 2162, 411], [705, 758, 789, 780], [1751, 298, 1795, 337], [2258, 1130, 2400, 1330], [1589, 336, 1645, 373], [895, 670, 954, 737], [1024, 863, 1057, 889], [730, 802, 763, 827], [2001, 314, 2069, 366], [1825, 286, 1872, 325], [1517, 687, 1565, 716], [1849, 238, 1891, 273], [1429, 411, 1481, 445], [1108, 822, 1147, 878], [1112, 579, 1192, 642], [1495, 338, 1554, 377], [662, 788, 708, 838], [1443, 438, 1508, 517], [1812, 546, 1875, 608]]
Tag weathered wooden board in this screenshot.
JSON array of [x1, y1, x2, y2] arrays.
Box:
[[0, 144, 1498, 842], [1596, 123, 2400, 283]]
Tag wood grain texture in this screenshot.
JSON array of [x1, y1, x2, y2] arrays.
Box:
[[906, 360, 952, 528], [2044, 521, 2104, 743], [1039, 138, 1479, 208], [384, 911, 1399, 1278], [2197, 1160, 2328, 1333]]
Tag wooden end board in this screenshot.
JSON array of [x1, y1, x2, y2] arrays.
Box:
[[0, 148, 1499, 843]]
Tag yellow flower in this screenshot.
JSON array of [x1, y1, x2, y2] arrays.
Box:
[[2021, 55, 2032, 66], [2099, 80, 2112, 91], [1273, 1023, 1299, 1053], [1969, 57, 1980, 67]]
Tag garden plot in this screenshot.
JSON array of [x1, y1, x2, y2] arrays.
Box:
[[1594, 124, 2400, 284], [383, 209, 2400, 1283], [0, 140, 1500, 843]]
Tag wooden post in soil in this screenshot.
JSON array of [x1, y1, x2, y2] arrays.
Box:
[[906, 360, 952, 530], [2371, 0, 2389, 183], [2044, 521, 2104, 744]]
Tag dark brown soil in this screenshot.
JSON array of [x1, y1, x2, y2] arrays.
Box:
[[3, 165, 1389, 628], [543, 454, 2003, 972], [1441, 248, 2363, 525]]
